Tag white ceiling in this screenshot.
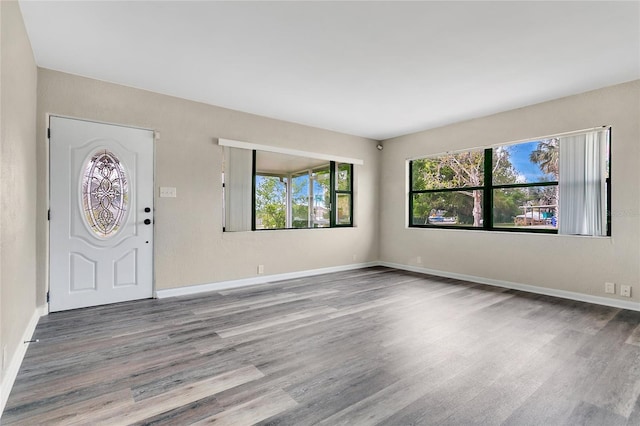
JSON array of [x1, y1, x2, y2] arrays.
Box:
[[256, 150, 328, 175], [19, 1, 640, 140]]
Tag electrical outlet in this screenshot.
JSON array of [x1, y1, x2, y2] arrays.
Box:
[[417, 256, 422, 264], [257, 264, 264, 274], [605, 282, 615, 294], [621, 285, 632, 298], [352, 254, 357, 261]]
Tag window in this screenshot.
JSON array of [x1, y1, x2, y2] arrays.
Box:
[[222, 145, 354, 231], [335, 162, 353, 225], [254, 151, 353, 230], [409, 128, 610, 236], [255, 174, 287, 229]]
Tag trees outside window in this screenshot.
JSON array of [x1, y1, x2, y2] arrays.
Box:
[[409, 131, 608, 235], [255, 176, 286, 229], [254, 156, 353, 230]]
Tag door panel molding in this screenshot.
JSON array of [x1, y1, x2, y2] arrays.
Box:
[[49, 116, 154, 312]]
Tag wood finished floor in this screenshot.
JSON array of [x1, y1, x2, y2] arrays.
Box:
[[4, 267, 640, 425]]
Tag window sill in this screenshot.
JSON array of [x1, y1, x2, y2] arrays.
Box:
[[407, 225, 610, 239]]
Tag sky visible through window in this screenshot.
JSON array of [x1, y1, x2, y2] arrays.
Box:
[[505, 141, 556, 183]]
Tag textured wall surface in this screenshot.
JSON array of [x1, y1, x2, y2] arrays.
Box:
[[380, 80, 640, 305], [37, 69, 381, 296], [0, 0, 38, 389]]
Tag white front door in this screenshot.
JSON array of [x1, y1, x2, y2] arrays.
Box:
[[49, 116, 154, 312]]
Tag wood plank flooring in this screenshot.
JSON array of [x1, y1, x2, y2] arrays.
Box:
[[3, 267, 640, 425]]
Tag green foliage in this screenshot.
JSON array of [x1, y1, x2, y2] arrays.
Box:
[[255, 176, 286, 229], [412, 150, 495, 226], [411, 149, 522, 226], [412, 151, 485, 190], [255, 166, 336, 229], [290, 174, 310, 228], [493, 188, 527, 224], [291, 204, 309, 228], [336, 194, 351, 224], [412, 143, 562, 228], [492, 148, 520, 185], [336, 163, 351, 191], [529, 139, 559, 179], [529, 139, 560, 210]]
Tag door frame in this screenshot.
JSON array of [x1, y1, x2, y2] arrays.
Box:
[[46, 114, 157, 312]]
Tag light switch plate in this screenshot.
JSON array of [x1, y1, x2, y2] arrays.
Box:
[[605, 282, 615, 294], [159, 187, 177, 198]]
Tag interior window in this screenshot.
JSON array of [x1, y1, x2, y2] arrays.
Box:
[[223, 148, 354, 231]]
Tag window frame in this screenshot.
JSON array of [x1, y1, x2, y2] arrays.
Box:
[[251, 151, 354, 231], [332, 162, 354, 228], [408, 130, 611, 236]]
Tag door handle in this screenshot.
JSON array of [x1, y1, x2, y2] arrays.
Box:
[[144, 219, 152, 225]]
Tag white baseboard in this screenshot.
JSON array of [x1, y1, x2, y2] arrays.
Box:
[[1, 305, 46, 416], [2, 263, 636, 419], [379, 261, 640, 312], [155, 261, 639, 311], [154, 262, 379, 298]]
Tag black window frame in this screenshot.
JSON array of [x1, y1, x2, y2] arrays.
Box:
[[332, 162, 354, 228], [409, 132, 612, 236]]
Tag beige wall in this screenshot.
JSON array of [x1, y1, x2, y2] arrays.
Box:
[[32, 72, 640, 307], [0, 0, 38, 384], [1, 4, 638, 408], [36, 69, 381, 296], [380, 80, 640, 305]]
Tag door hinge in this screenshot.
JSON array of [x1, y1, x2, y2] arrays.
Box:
[[47, 128, 50, 139], [46, 291, 50, 303], [48, 210, 50, 221]]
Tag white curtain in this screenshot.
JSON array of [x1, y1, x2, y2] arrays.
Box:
[[558, 130, 608, 236], [224, 147, 253, 232]]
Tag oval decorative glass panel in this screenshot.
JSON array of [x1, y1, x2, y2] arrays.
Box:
[[81, 150, 128, 238]]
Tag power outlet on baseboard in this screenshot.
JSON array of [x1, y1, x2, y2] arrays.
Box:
[[257, 264, 264, 275], [605, 282, 616, 294], [621, 285, 632, 298], [417, 256, 422, 264]]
